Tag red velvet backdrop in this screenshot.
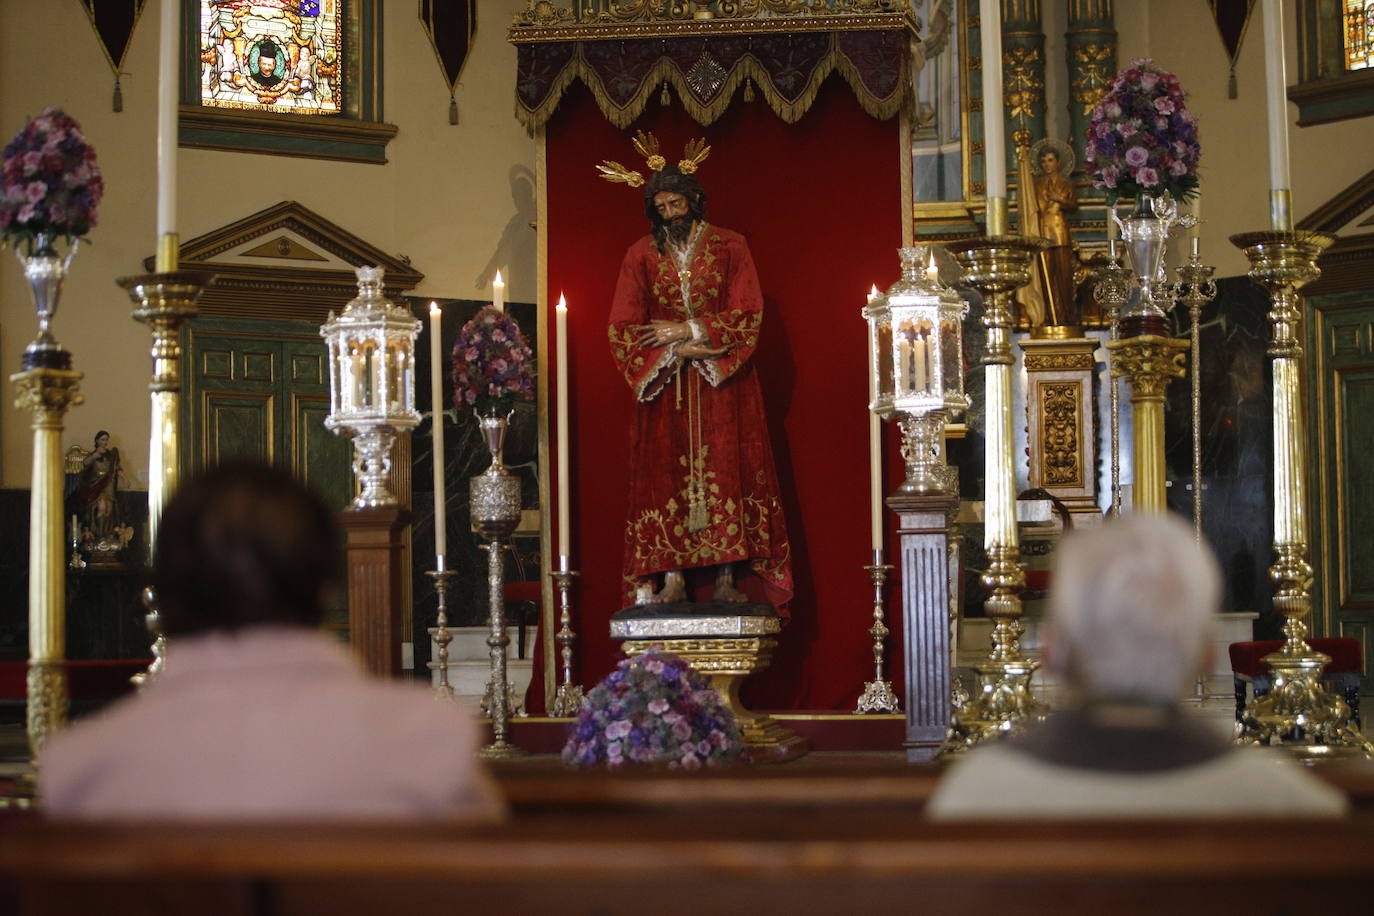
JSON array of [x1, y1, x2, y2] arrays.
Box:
[[543, 78, 905, 711]]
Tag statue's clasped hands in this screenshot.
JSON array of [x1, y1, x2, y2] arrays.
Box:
[[635, 320, 727, 359]]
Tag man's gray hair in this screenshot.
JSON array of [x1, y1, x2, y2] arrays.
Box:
[[1048, 513, 1221, 702]]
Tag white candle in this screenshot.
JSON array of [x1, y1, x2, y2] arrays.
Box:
[[979, 0, 1007, 203], [913, 338, 929, 393], [926, 249, 939, 285], [493, 270, 506, 313], [898, 338, 912, 393], [156, 0, 177, 244], [429, 303, 447, 570], [866, 286, 882, 552], [1191, 236, 1200, 259], [556, 294, 571, 564], [1261, 0, 1291, 202], [1191, 191, 1202, 238]]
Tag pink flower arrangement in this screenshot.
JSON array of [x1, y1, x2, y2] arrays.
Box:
[[1, 107, 103, 255], [451, 306, 534, 417], [1084, 59, 1200, 204], [562, 648, 749, 769]]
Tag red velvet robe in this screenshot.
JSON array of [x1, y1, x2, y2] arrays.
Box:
[[608, 224, 793, 611]]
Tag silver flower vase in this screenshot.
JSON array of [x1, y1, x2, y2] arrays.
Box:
[[18, 233, 78, 370], [1112, 194, 1190, 337]]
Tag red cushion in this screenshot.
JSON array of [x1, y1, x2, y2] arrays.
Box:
[[1228, 638, 1363, 678]]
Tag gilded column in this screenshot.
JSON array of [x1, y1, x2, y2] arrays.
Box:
[[1066, 0, 1118, 170], [1002, 0, 1046, 161], [1104, 335, 1187, 513], [11, 367, 84, 765], [1230, 230, 1372, 757]]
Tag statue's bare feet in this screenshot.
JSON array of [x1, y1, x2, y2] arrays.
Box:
[[640, 570, 687, 604], [713, 565, 748, 603]]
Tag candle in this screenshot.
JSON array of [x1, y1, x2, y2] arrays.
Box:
[[898, 338, 912, 393], [1191, 236, 1200, 259], [866, 292, 882, 552], [913, 338, 929, 393], [493, 270, 506, 313], [1107, 200, 1118, 242], [926, 249, 939, 285], [979, 0, 1007, 227], [556, 294, 571, 564], [429, 303, 447, 570], [1261, 0, 1291, 226], [156, 0, 178, 251], [1191, 191, 1202, 238]]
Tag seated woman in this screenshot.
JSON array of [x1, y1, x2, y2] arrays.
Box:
[[40, 460, 503, 821]]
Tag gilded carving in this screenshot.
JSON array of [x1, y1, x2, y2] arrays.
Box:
[[1071, 42, 1114, 115], [1040, 382, 1081, 487], [26, 662, 67, 759], [12, 370, 84, 423], [1108, 338, 1187, 399], [1002, 45, 1044, 122], [1023, 352, 1094, 371], [514, 0, 910, 29]]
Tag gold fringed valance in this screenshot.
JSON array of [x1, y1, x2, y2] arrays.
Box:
[[510, 14, 919, 129]]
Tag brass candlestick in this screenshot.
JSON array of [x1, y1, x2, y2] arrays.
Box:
[[548, 564, 585, 717], [855, 557, 899, 714], [427, 569, 457, 700], [945, 235, 1049, 747], [1093, 244, 1132, 517], [118, 266, 205, 684], [1104, 335, 1188, 513], [1230, 230, 1373, 758], [11, 364, 83, 795], [1176, 248, 1217, 537]]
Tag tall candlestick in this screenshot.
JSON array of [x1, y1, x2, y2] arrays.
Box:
[[1261, 0, 1292, 230], [979, 0, 1007, 233], [156, 0, 178, 266], [493, 270, 506, 314], [866, 286, 882, 552], [556, 294, 571, 563], [429, 303, 447, 570]]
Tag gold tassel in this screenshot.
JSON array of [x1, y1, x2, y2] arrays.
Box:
[[113, 77, 123, 113], [660, 81, 671, 106], [1227, 65, 1237, 100], [448, 95, 458, 124], [743, 78, 755, 103]]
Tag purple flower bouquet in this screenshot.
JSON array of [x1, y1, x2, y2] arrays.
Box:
[[1, 107, 103, 255], [451, 306, 534, 417], [563, 648, 749, 769], [1085, 59, 1200, 205]]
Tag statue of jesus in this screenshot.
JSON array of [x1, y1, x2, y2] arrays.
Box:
[[605, 144, 792, 610]]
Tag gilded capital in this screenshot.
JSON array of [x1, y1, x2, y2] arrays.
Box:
[[11, 368, 84, 424], [1105, 335, 1187, 400]]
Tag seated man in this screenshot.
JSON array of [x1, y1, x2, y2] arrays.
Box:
[[40, 461, 503, 821], [928, 513, 1346, 819]]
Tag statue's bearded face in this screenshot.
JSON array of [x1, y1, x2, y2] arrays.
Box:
[[653, 191, 693, 242]]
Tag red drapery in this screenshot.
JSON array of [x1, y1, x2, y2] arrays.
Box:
[[539, 77, 906, 711]]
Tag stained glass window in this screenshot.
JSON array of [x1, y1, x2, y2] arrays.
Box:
[[199, 0, 343, 115], [1346, 0, 1374, 70]]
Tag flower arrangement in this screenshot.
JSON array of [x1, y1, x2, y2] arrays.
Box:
[[1, 107, 104, 255], [451, 307, 535, 416], [1085, 59, 1200, 204], [562, 648, 749, 769]]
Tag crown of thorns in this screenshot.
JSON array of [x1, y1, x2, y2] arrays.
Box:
[[595, 131, 711, 189]]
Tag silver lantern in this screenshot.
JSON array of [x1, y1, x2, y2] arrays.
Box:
[[864, 245, 968, 496], [321, 266, 421, 508]]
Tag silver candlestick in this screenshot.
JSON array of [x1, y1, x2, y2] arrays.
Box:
[[427, 568, 457, 700], [549, 563, 585, 717], [855, 556, 900, 714]]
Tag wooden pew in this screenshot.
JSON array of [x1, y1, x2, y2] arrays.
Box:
[[3, 804, 1374, 914]]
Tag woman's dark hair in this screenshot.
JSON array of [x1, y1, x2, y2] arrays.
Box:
[[153, 461, 341, 637]]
